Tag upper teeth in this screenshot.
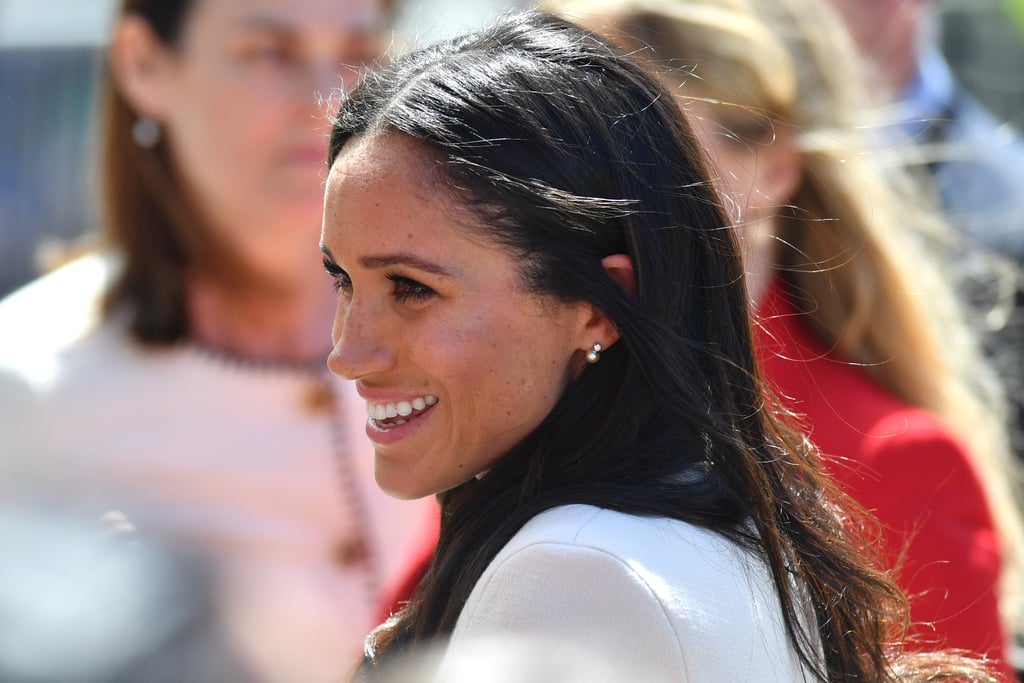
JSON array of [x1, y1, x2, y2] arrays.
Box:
[[366, 395, 437, 421]]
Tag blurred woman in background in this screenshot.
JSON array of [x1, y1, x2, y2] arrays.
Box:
[[0, 1, 436, 680]]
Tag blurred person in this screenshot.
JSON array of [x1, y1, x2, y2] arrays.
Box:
[[824, 0, 1024, 259], [826, 0, 1024, 465], [0, 1, 437, 681], [0, 505, 262, 683], [545, 0, 1024, 678], [323, 11, 996, 682]]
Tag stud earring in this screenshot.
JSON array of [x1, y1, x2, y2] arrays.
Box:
[[585, 342, 602, 364], [132, 116, 161, 148]]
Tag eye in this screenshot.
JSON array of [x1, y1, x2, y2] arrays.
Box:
[[323, 259, 352, 294], [241, 38, 294, 66], [386, 273, 435, 303], [719, 113, 776, 147]]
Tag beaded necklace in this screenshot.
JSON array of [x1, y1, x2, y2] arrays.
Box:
[[189, 343, 381, 600]]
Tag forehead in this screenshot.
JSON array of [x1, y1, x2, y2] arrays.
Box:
[[325, 133, 454, 227], [324, 132, 476, 240], [184, 0, 387, 36], [328, 132, 441, 195]]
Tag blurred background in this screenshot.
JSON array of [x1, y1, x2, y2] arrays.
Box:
[[1, 0, 1022, 298]]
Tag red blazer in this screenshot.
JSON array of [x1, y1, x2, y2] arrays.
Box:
[[756, 281, 1010, 678]]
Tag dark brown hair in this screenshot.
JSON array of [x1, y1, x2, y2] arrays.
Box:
[[330, 11, 995, 683]]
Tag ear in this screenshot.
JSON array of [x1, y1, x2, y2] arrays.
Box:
[[571, 254, 636, 355], [602, 253, 636, 297], [108, 15, 174, 118]]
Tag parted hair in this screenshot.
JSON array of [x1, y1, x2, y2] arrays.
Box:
[[328, 11, 993, 683]]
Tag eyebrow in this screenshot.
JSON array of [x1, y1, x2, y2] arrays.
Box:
[[234, 16, 296, 34], [235, 14, 383, 36], [320, 245, 454, 278]]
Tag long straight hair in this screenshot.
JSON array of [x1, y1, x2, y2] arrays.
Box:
[[330, 11, 993, 682], [100, 0, 196, 342], [545, 0, 1024, 632]]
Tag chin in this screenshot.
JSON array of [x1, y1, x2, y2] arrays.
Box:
[[374, 470, 432, 501]]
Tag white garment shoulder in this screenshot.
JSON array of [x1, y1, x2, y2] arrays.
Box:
[[0, 252, 115, 384], [449, 504, 814, 683], [0, 251, 440, 682]]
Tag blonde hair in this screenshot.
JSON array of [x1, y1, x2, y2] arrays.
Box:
[[546, 0, 1024, 633]]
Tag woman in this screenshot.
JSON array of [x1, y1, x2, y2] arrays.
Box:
[[320, 11, 994, 681], [0, 1, 435, 680], [546, 0, 1024, 676]]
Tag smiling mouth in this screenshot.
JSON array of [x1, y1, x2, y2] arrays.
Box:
[[366, 395, 438, 428]]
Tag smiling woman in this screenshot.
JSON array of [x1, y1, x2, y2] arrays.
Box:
[[321, 10, 996, 683], [321, 133, 609, 500]]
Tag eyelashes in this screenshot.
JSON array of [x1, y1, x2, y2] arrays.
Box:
[[386, 273, 435, 302], [322, 259, 436, 303], [323, 259, 350, 293]]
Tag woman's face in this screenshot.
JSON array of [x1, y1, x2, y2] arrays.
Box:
[[685, 100, 800, 306], [122, 0, 386, 285], [320, 133, 593, 500]]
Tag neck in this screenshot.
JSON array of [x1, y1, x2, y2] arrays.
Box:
[[186, 274, 336, 366]]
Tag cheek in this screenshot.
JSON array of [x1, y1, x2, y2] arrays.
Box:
[[716, 147, 760, 197], [167, 94, 298, 233], [692, 129, 757, 206], [167, 98, 253, 190], [432, 316, 513, 389], [170, 70, 289, 166], [447, 313, 570, 430]]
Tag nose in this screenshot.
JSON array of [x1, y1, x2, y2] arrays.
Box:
[[327, 299, 397, 380]]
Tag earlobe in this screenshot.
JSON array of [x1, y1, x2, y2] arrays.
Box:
[[108, 15, 172, 118], [573, 254, 635, 358]]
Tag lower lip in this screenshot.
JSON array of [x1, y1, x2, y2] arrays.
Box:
[[365, 405, 435, 446]]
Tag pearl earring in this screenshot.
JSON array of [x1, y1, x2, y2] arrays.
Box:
[[585, 342, 602, 364], [132, 116, 161, 148]]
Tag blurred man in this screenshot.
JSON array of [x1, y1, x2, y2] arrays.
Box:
[[830, 0, 1024, 462]]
